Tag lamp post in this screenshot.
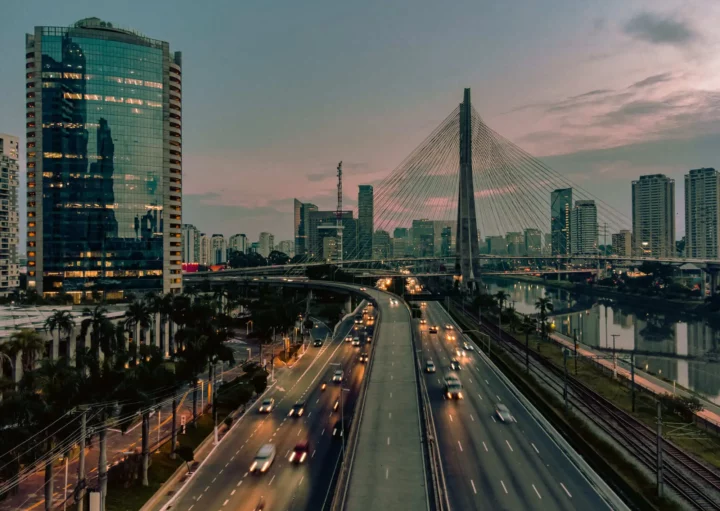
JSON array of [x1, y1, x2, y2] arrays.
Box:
[[611, 334, 620, 379]]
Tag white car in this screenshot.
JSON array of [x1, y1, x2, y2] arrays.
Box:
[[332, 369, 343, 382], [496, 403, 512, 422], [425, 360, 436, 373], [352, 337, 361, 347], [463, 342, 474, 352], [345, 335, 353, 343], [258, 398, 275, 413], [390, 299, 398, 306], [250, 444, 276, 473]]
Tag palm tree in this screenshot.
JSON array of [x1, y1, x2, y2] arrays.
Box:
[[44, 310, 75, 360], [494, 291, 510, 313], [534, 297, 554, 341], [81, 305, 109, 354], [8, 329, 45, 374], [125, 299, 151, 350]]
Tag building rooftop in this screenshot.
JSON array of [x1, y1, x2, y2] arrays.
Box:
[[0, 305, 127, 340]]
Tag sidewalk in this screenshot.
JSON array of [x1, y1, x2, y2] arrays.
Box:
[[550, 332, 720, 428]]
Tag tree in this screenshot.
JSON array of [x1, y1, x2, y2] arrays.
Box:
[[267, 250, 289, 266], [534, 297, 554, 341], [44, 310, 75, 360], [494, 291, 510, 312], [175, 445, 195, 471], [124, 300, 151, 349], [81, 305, 109, 354], [8, 329, 45, 373]]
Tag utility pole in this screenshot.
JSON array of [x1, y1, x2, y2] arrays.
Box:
[[76, 408, 87, 511], [611, 334, 620, 379], [563, 349, 569, 411], [657, 400, 663, 497]]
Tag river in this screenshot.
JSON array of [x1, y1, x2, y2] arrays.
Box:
[[484, 277, 720, 405]]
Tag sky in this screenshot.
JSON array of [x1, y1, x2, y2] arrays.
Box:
[[1, 0, 719, 246]]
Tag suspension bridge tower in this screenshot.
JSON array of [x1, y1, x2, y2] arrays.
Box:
[[455, 88, 481, 291]]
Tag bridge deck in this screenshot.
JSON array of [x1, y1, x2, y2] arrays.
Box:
[[343, 291, 429, 511]]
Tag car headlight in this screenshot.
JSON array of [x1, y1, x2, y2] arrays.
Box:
[[262, 461, 270, 472], [288, 410, 294, 416], [446, 392, 451, 399], [298, 409, 304, 416], [289, 452, 296, 462], [300, 452, 307, 463], [250, 461, 258, 471], [458, 392, 463, 399]]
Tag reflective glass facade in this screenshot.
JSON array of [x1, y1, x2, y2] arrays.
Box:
[[26, 19, 182, 300]]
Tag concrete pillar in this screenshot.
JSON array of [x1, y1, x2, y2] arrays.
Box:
[[68, 333, 76, 367], [711, 270, 719, 297], [155, 313, 161, 349], [13, 351, 22, 383], [51, 333, 59, 361], [345, 295, 352, 314], [164, 320, 170, 357]]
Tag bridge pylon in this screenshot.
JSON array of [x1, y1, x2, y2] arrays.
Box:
[[455, 88, 481, 292]]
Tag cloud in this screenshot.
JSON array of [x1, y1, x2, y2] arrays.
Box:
[[629, 72, 674, 89], [306, 172, 328, 182], [569, 89, 613, 100], [624, 12, 698, 46]]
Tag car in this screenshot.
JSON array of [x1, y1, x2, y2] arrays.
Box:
[[495, 403, 512, 422], [345, 335, 353, 343], [250, 444, 276, 473], [359, 352, 369, 363], [332, 369, 343, 382], [463, 342, 474, 351], [445, 324, 454, 330], [455, 348, 465, 358], [313, 339, 323, 347], [289, 441, 309, 463], [390, 298, 398, 306], [360, 287, 367, 291], [352, 337, 361, 347], [258, 398, 275, 413], [288, 401, 306, 417], [429, 325, 438, 334], [420, 318, 427, 325], [446, 333, 456, 342], [425, 360, 436, 373], [332, 419, 344, 438], [444, 374, 463, 399], [420, 302, 427, 308], [450, 359, 461, 370]]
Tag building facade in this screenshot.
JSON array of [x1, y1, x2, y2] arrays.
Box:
[[210, 234, 226, 264], [26, 18, 182, 300], [228, 233, 248, 254], [258, 232, 274, 258], [685, 168, 720, 259], [440, 226, 452, 257], [0, 135, 19, 297], [612, 230, 633, 257], [181, 224, 200, 264], [524, 228, 542, 256], [551, 188, 572, 256], [505, 232, 523, 256], [307, 210, 356, 261], [357, 185, 374, 260], [570, 200, 598, 255], [372, 230, 390, 259], [412, 219, 434, 257], [632, 174, 675, 257], [199, 233, 211, 266], [278, 240, 295, 257], [293, 200, 317, 256]]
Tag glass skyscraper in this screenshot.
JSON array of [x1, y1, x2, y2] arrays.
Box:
[[26, 18, 182, 300], [357, 185, 373, 260], [550, 188, 572, 256]]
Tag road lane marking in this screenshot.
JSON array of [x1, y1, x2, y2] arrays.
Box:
[[491, 416, 496, 423], [496, 395, 501, 401], [236, 481, 242, 487], [532, 484, 542, 499], [219, 469, 224, 474], [469, 378, 472, 383], [458, 441, 463, 452], [477, 394, 483, 400], [500, 480, 508, 494], [188, 506, 194, 511], [300, 476, 304, 485], [449, 414, 453, 422], [222, 500, 229, 506], [470, 414, 474, 422], [389, 412, 392, 419], [243, 472, 248, 477], [269, 475, 276, 486], [230, 456, 235, 461], [506, 440, 513, 452], [204, 487, 209, 492], [297, 430, 301, 436], [390, 392, 392, 398], [385, 468, 389, 479], [230, 490, 236, 496], [321, 428, 325, 436], [225, 462, 229, 468], [312, 450, 317, 458], [196, 495, 202, 502], [482, 441, 488, 452], [471, 480, 477, 494], [561, 483, 572, 497], [235, 450, 240, 455], [532, 443, 539, 454], [316, 399, 319, 404], [485, 379, 489, 384], [212, 478, 216, 483], [387, 437, 391, 445]]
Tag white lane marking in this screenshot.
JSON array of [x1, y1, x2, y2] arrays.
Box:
[[312, 449, 317, 458], [449, 414, 453, 422], [243, 472, 248, 478], [437, 378, 441, 384], [491, 416, 496, 423], [389, 412, 392, 419], [458, 440, 463, 452], [532, 443, 539, 454], [230, 490, 236, 496], [469, 378, 472, 383], [496, 395, 502, 402], [196, 495, 203, 502], [506, 440, 513, 452], [235, 450, 240, 455], [485, 379, 489, 384], [225, 462, 229, 468], [316, 399, 319, 404], [308, 412, 312, 418], [560, 482, 572, 497], [532, 484, 542, 499], [385, 468, 389, 479], [470, 414, 475, 422], [300, 476, 304, 485], [230, 456, 235, 461], [482, 441, 488, 452], [321, 428, 325, 436], [236, 481, 242, 487], [219, 468, 223, 474], [188, 506, 194, 511], [297, 430, 301, 436], [269, 475, 276, 486], [471, 479, 477, 494], [204, 487, 209, 493], [477, 394, 483, 400], [501, 480, 508, 494], [223, 500, 229, 506], [212, 478, 216, 483], [390, 392, 393, 398]]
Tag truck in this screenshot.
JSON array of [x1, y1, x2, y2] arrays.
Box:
[[444, 373, 463, 399]]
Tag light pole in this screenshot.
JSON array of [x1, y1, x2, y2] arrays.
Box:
[[611, 334, 620, 379]]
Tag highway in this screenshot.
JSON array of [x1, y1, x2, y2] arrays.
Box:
[[419, 301, 620, 511], [159, 306, 373, 511]]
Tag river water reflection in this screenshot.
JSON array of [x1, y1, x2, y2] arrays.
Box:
[[484, 277, 720, 405]]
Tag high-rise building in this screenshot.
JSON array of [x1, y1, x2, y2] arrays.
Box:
[[307, 211, 357, 261], [551, 188, 572, 255], [612, 230, 633, 257], [228, 233, 248, 254], [357, 185, 374, 259], [0, 134, 19, 297], [258, 232, 274, 258], [570, 200, 598, 255], [524, 228, 542, 256], [293, 200, 317, 256], [199, 234, 211, 265], [685, 168, 720, 259], [632, 174, 675, 257], [211, 234, 226, 264], [181, 224, 200, 264], [440, 226, 452, 257], [278, 240, 295, 257], [249, 242, 259, 254], [412, 219, 434, 257], [432, 221, 453, 256], [322, 237, 338, 262], [486, 236, 507, 255], [391, 238, 407, 258], [372, 230, 390, 259], [506, 232, 523, 256], [26, 18, 182, 299]]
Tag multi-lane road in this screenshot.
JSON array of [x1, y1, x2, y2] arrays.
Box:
[[419, 301, 623, 511], [160, 306, 373, 511]]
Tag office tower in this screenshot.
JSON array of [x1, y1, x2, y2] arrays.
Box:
[[505, 232, 523, 256], [258, 232, 274, 258], [612, 230, 633, 257], [211, 234, 226, 264], [570, 200, 598, 255], [632, 174, 675, 257], [322, 237, 338, 262], [431, 221, 453, 256], [524, 228, 542, 256], [412, 219, 434, 257], [181, 224, 200, 264], [440, 226, 452, 257], [685, 168, 720, 258], [551, 188, 572, 255], [26, 18, 182, 299], [199, 234, 211, 265], [0, 135, 19, 297], [308, 211, 356, 261], [486, 236, 507, 255], [293, 200, 317, 256], [228, 233, 248, 254], [357, 185, 374, 259], [278, 240, 295, 257], [391, 238, 406, 258], [373, 230, 390, 259], [249, 242, 259, 254]]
